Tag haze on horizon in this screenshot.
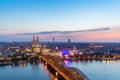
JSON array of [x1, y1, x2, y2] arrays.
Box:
[[0, 0, 120, 42]]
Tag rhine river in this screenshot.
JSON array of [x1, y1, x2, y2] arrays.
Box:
[[0, 61, 120, 80], [68, 60, 120, 80], [0, 63, 51, 80]]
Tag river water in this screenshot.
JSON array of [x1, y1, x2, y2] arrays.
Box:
[[67, 60, 120, 80], [0, 63, 51, 80], [0, 61, 120, 80]]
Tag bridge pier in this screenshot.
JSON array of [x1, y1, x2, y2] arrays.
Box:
[[45, 62, 47, 65], [54, 77, 58, 80], [55, 72, 58, 76]]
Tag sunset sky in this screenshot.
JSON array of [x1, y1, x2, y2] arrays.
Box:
[[0, 0, 120, 42]]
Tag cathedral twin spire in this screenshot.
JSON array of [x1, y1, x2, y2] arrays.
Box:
[[32, 34, 39, 42], [32, 34, 41, 53]]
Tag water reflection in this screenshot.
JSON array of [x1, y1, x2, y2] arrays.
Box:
[[66, 60, 120, 80], [0, 61, 66, 80], [43, 64, 58, 80], [1, 60, 119, 80], [0, 62, 51, 80], [13, 62, 28, 67], [42, 61, 65, 80], [64, 60, 71, 67]]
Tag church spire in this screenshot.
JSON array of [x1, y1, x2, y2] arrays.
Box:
[[32, 34, 41, 53], [36, 34, 39, 42], [33, 35, 35, 41]]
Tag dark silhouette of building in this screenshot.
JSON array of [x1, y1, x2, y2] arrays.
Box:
[[68, 38, 71, 46]]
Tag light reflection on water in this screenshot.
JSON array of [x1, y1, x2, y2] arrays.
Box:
[[1, 61, 120, 80], [68, 60, 120, 80], [0, 62, 57, 80]]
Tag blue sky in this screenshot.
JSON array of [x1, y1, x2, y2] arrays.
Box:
[[0, 0, 120, 41]]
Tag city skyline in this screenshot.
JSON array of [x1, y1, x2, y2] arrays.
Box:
[[0, 0, 120, 41]]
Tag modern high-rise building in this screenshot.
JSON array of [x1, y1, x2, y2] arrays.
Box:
[[32, 34, 41, 53]]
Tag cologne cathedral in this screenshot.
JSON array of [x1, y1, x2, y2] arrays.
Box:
[[32, 35, 41, 53]]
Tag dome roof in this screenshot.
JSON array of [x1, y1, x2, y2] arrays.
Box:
[[62, 50, 71, 56]]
